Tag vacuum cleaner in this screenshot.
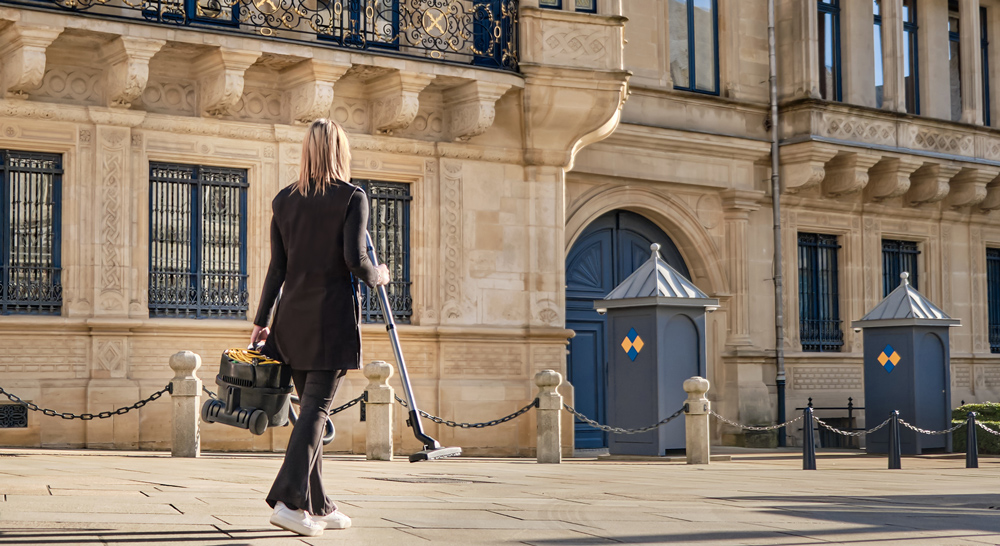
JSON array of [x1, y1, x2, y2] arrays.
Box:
[[201, 348, 293, 436], [367, 231, 462, 463]]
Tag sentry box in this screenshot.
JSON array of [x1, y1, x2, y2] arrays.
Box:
[[851, 272, 959, 455], [595, 244, 718, 456]]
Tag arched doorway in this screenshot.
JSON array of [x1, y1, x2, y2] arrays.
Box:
[[565, 210, 690, 449]]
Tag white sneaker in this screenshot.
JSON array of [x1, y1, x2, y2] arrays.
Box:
[[269, 501, 324, 537], [315, 509, 352, 530]]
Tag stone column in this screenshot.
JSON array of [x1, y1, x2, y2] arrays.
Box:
[[363, 361, 394, 461], [920, 0, 951, 120], [960, 0, 983, 125], [881, 0, 907, 112], [721, 190, 762, 347], [683, 376, 710, 465], [776, 0, 820, 100], [841, 0, 877, 107], [535, 370, 563, 464], [169, 351, 202, 458]]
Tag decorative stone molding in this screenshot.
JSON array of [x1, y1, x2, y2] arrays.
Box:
[[101, 37, 165, 108], [865, 156, 922, 202], [979, 175, 1000, 211], [948, 167, 997, 209], [779, 142, 838, 194], [195, 48, 261, 117], [822, 152, 880, 196], [0, 24, 63, 99], [520, 7, 626, 71], [443, 80, 512, 141], [367, 71, 435, 135], [283, 59, 351, 125], [906, 163, 961, 206]]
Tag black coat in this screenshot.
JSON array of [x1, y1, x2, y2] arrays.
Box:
[[254, 181, 380, 371]]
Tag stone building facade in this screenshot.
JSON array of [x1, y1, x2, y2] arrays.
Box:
[[3, 0, 1000, 454]]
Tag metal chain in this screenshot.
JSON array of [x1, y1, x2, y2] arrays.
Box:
[[203, 386, 218, 399], [395, 395, 538, 428], [711, 410, 804, 431], [897, 418, 966, 436], [330, 394, 365, 415], [0, 384, 171, 420], [814, 415, 892, 437], [977, 422, 1000, 437], [565, 404, 685, 435]]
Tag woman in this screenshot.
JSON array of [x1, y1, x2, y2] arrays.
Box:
[[250, 119, 390, 537]]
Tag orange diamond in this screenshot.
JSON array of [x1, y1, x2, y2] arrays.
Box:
[[889, 351, 901, 366], [621, 338, 633, 353], [878, 352, 889, 366], [632, 336, 644, 353]]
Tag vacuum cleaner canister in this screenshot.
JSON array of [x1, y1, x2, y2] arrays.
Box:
[[201, 348, 293, 435]]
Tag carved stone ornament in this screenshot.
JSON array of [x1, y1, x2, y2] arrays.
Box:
[[779, 142, 839, 194], [0, 24, 64, 99], [865, 156, 922, 202], [284, 59, 351, 125], [367, 71, 435, 134], [822, 152, 880, 196], [979, 175, 1000, 211], [195, 48, 262, 117], [948, 167, 997, 209], [443, 80, 512, 141], [906, 163, 962, 206], [101, 37, 165, 108]]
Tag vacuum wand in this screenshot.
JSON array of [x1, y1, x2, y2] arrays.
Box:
[[366, 232, 461, 462]]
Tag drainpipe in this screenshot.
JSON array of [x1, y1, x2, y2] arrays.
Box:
[[768, 0, 787, 447]]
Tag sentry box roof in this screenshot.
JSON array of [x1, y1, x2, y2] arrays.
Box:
[[851, 272, 960, 329], [594, 243, 720, 312]]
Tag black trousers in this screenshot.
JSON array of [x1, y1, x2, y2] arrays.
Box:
[[266, 368, 347, 516]]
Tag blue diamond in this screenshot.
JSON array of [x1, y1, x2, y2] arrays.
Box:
[[884, 344, 894, 355], [627, 327, 638, 342], [884, 361, 895, 374], [627, 347, 638, 361]]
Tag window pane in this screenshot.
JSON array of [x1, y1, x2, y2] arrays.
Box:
[[983, 6, 991, 126], [904, 26, 918, 113], [988, 248, 1000, 353], [575, 0, 595, 12], [670, 0, 690, 89], [357, 180, 412, 324], [874, 4, 884, 108], [819, 10, 839, 100], [799, 233, 843, 353], [951, 29, 962, 122], [903, 0, 915, 23], [692, 0, 716, 92], [539, 0, 560, 8], [881, 239, 919, 297]]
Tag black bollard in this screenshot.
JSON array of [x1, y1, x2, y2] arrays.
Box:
[[803, 407, 816, 470], [966, 411, 979, 469], [888, 410, 902, 470]]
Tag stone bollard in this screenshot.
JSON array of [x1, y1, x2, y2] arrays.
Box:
[[169, 351, 202, 458], [683, 376, 710, 465], [363, 361, 394, 461], [535, 370, 563, 464]]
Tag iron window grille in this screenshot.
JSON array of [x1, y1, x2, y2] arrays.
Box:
[[357, 180, 411, 324], [0, 150, 62, 316], [818, 0, 843, 102], [882, 239, 919, 296], [148, 162, 248, 319], [799, 232, 843, 353], [671, 0, 720, 95], [903, 0, 920, 114], [0, 404, 27, 428], [988, 248, 1000, 353]]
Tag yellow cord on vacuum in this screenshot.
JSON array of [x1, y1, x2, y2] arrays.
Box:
[[224, 348, 281, 366]]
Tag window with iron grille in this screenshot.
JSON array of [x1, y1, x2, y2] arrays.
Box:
[[882, 239, 919, 296], [357, 180, 411, 324], [0, 404, 27, 428], [0, 150, 62, 316], [987, 248, 1000, 353], [148, 162, 248, 319], [799, 233, 843, 352]]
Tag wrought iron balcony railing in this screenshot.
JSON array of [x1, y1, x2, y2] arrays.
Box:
[[8, 0, 518, 71]]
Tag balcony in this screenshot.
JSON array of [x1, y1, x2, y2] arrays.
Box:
[[1, 0, 518, 71]]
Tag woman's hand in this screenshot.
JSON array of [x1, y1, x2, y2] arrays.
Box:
[[375, 264, 391, 286], [250, 325, 270, 347]]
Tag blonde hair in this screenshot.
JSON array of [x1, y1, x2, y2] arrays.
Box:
[[295, 119, 352, 195]]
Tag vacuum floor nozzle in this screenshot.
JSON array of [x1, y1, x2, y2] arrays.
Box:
[[409, 446, 462, 462]]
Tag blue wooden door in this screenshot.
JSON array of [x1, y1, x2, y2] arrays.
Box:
[[565, 211, 689, 449]]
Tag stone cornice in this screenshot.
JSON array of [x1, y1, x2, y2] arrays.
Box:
[[595, 124, 771, 162]]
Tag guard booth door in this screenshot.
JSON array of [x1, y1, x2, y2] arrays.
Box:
[[565, 211, 689, 449]]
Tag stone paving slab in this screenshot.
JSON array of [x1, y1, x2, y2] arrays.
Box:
[[1, 449, 1000, 545]]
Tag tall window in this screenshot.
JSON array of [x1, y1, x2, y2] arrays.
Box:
[[148, 163, 248, 319], [882, 239, 919, 296], [987, 248, 1000, 353], [950, 2, 962, 122], [670, 0, 719, 95], [818, 0, 842, 101], [0, 151, 62, 315], [874, 0, 884, 108], [357, 180, 411, 324], [799, 233, 843, 352], [983, 6, 991, 125], [904, 0, 920, 114]]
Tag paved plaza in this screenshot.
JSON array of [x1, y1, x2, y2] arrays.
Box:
[[0, 449, 998, 545]]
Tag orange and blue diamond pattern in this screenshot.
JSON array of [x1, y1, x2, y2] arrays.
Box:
[[877, 344, 901, 373], [621, 328, 644, 361]]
